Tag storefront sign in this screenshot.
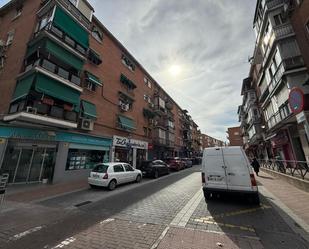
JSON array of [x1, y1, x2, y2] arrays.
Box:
[[289, 87, 304, 114], [0, 126, 112, 147], [296, 111, 306, 124], [113, 136, 148, 149]]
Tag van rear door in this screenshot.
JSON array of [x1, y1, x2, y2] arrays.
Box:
[[222, 147, 252, 191], [203, 148, 228, 190]]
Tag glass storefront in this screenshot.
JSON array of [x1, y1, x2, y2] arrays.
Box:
[[66, 148, 109, 170], [1, 141, 56, 184]]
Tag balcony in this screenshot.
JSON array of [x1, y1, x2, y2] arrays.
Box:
[[266, 102, 292, 130], [273, 23, 294, 40], [266, 0, 284, 10], [24, 59, 82, 90], [153, 137, 166, 146], [5, 98, 78, 129]]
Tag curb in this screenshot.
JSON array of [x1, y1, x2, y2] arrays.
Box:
[[260, 168, 309, 193]]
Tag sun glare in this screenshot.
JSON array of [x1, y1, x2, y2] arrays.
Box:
[[169, 65, 181, 76]]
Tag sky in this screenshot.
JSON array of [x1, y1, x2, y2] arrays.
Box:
[[0, 0, 257, 141]]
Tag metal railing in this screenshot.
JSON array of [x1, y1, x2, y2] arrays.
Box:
[[259, 159, 309, 180]]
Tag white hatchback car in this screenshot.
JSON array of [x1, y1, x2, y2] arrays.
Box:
[[88, 162, 142, 190]]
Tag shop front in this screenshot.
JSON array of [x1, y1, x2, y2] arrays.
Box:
[[112, 135, 148, 169], [0, 125, 112, 184]]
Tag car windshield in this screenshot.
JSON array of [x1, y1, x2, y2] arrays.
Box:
[[92, 164, 109, 173]]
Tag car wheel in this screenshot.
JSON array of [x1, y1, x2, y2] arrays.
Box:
[[89, 184, 96, 189], [108, 180, 117, 190], [136, 174, 142, 183], [154, 170, 159, 179]]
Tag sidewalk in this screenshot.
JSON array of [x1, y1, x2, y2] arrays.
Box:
[[256, 171, 309, 227], [5, 179, 88, 203]]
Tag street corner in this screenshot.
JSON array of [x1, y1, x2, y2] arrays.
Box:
[[156, 226, 264, 249], [45, 218, 166, 249]]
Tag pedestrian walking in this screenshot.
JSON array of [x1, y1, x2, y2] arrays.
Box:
[[251, 158, 260, 176]]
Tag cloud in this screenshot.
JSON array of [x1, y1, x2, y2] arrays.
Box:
[[89, 0, 256, 141]]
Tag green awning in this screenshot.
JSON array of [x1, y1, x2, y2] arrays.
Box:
[[11, 74, 35, 102], [118, 115, 135, 130], [81, 100, 97, 119], [85, 71, 102, 86], [120, 74, 136, 89], [35, 73, 80, 106], [53, 7, 89, 49], [26, 38, 84, 70]]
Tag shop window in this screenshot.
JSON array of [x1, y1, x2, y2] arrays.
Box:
[[66, 149, 109, 170]]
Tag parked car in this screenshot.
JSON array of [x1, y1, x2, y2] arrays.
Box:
[[201, 146, 259, 204], [182, 158, 193, 168], [88, 162, 142, 190], [165, 157, 184, 171], [141, 160, 170, 178]]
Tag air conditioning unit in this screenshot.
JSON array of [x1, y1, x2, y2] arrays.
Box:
[[26, 106, 37, 114], [80, 118, 94, 131], [120, 103, 129, 111]]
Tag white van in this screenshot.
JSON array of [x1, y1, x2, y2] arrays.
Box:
[[201, 146, 259, 203]]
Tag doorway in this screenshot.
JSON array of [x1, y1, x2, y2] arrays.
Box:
[[0, 142, 56, 184]]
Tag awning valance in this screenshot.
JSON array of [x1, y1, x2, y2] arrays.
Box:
[[118, 115, 135, 130], [85, 71, 102, 86], [53, 7, 89, 49], [11, 74, 35, 103], [26, 38, 84, 70], [120, 74, 136, 89], [81, 100, 97, 119], [35, 73, 80, 106]]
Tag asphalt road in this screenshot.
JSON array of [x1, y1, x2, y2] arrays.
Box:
[[2, 166, 309, 249]]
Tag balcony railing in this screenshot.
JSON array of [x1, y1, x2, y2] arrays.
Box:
[[268, 62, 285, 93], [35, 23, 87, 56], [273, 23, 294, 40], [266, 0, 284, 10], [266, 102, 292, 129], [25, 58, 81, 87], [259, 159, 309, 180]]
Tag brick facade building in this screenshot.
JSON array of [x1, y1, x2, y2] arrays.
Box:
[[0, 0, 200, 184]]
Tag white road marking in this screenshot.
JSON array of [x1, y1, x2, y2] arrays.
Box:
[[99, 218, 114, 225], [10, 226, 43, 241], [170, 189, 203, 227], [51, 237, 76, 248]]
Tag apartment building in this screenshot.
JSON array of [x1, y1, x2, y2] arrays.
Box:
[[226, 127, 244, 146], [0, 0, 200, 184], [200, 133, 225, 148], [239, 0, 309, 161]]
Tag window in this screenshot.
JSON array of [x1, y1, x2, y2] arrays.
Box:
[[68, 0, 78, 6], [92, 26, 103, 42], [124, 164, 134, 171], [12, 6, 22, 19], [86, 81, 96, 91], [66, 149, 109, 170], [121, 54, 135, 71], [88, 49, 102, 65], [6, 30, 15, 46], [273, 14, 286, 26], [306, 21, 309, 35], [113, 165, 124, 172], [144, 77, 152, 88]]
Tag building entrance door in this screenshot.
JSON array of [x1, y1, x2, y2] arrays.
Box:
[[1, 142, 56, 184]]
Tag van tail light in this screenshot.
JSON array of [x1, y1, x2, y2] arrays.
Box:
[[103, 173, 108, 179], [202, 172, 206, 183], [250, 174, 257, 186]]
